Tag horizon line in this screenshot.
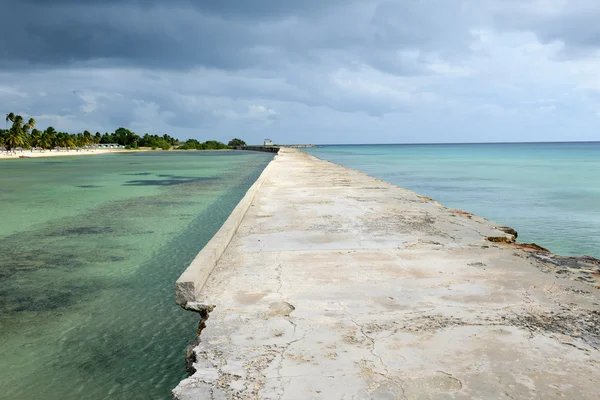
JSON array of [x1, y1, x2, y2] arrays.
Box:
[[308, 140, 600, 146]]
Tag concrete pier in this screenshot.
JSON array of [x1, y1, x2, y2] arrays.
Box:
[[173, 149, 600, 399], [241, 146, 281, 153]]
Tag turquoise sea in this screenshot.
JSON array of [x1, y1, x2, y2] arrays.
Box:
[[0, 151, 273, 400], [305, 142, 600, 258]]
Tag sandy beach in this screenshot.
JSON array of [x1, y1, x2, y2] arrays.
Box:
[[0, 149, 146, 160]]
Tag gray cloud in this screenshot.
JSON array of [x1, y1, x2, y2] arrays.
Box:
[[2, 0, 600, 143], [5, 1, 595, 72], [1, 0, 475, 73], [492, 0, 600, 55], [1, 2, 263, 70], [16, 0, 347, 16], [1, 1, 354, 70]]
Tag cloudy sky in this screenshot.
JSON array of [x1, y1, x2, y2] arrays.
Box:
[[2, 0, 599, 144]]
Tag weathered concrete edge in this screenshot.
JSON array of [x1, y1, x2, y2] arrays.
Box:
[[174, 149, 279, 307], [299, 150, 600, 281], [299, 150, 517, 241]]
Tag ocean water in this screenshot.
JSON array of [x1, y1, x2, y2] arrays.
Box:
[[0, 151, 273, 400], [305, 143, 600, 258]]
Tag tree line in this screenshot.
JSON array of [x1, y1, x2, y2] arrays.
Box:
[[1, 112, 247, 152]]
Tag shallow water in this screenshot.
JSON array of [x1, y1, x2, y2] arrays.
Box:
[[0, 151, 273, 399], [305, 142, 600, 258]]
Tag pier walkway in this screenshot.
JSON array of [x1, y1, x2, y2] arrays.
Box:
[[174, 149, 600, 399]]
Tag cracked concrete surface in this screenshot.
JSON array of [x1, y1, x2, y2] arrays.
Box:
[[173, 149, 600, 399]]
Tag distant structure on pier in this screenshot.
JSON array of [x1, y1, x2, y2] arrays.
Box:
[[264, 138, 273, 146]]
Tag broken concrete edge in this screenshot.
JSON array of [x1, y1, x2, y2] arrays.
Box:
[[181, 302, 216, 377], [486, 234, 517, 244], [174, 149, 279, 307], [484, 222, 599, 287]]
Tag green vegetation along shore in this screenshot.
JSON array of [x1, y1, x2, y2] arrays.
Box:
[[1, 112, 247, 153]]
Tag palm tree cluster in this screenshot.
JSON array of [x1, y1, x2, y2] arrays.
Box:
[[1, 113, 96, 153], [1, 112, 246, 153]]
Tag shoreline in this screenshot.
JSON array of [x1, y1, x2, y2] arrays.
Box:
[[173, 148, 599, 399], [0, 148, 270, 160], [0, 148, 150, 160]]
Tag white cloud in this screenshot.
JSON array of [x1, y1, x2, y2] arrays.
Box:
[[248, 105, 277, 119], [79, 93, 98, 113], [0, 85, 27, 98]]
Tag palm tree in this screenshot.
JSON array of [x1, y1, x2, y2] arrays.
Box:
[[4, 114, 25, 152], [54, 132, 76, 150], [0, 129, 6, 150], [43, 127, 57, 150], [30, 129, 42, 150], [39, 130, 54, 150], [66, 134, 76, 149], [13, 115, 23, 130], [83, 130, 92, 148], [23, 118, 35, 148], [4, 128, 26, 151], [55, 132, 68, 150], [23, 118, 35, 133], [76, 132, 84, 148], [5, 112, 15, 130]]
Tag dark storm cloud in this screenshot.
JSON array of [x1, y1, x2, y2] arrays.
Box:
[[0, 2, 266, 70], [0, 0, 368, 72], [3, 0, 597, 73], [15, 0, 346, 17], [0, 0, 471, 73], [536, 12, 600, 51]]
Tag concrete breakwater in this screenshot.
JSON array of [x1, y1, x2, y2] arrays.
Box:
[[173, 148, 600, 399], [241, 146, 281, 153], [239, 145, 319, 152], [279, 144, 320, 148]]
